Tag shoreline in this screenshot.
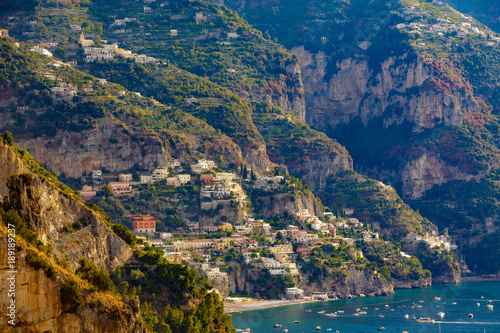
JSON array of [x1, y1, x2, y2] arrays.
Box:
[[224, 298, 322, 314], [224, 280, 500, 314]]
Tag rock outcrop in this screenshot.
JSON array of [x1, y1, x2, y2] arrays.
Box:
[[299, 265, 393, 298], [16, 122, 168, 179], [251, 190, 322, 219], [292, 46, 480, 132], [292, 46, 484, 198], [0, 142, 132, 270], [0, 230, 145, 333], [400, 153, 483, 199]]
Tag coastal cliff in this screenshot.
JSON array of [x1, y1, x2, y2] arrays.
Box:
[[0, 141, 145, 332], [0, 230, 145, 333], [292, 46, 484, 199], [1, 142, 132, 270]]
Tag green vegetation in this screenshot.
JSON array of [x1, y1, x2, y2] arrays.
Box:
[[120, 244, 236, 332], [360, 240, 430, 281], [320, 170, 433, 242]]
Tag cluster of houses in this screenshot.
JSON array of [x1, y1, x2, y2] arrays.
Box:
[[396, 3, 500, 46]]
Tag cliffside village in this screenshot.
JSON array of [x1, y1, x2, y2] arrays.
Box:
[[76, 158, 455, 298]]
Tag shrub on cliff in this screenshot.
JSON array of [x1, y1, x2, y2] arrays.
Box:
[[76, 257, 114, 291], [2, 131, 13, 146], [60, 278, 84, 311]]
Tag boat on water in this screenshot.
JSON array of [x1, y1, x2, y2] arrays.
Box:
[[337, 310, 344, 313], [353, 313, 360, 316], [318, 310, 326, 314], [452, 302, 457, 305], [316, 326, 321, 330], [273, 324, 282, 328], [379, 315, 385, 318], [477, 303, 481, 306], [438, 312, 445, 318], [486, 304, 494, 310], [488, 300, 493, 304], [358, 311, 367, 315], [434, 297, 441, 301], [468, 313, 474, 318], [404, 314, 409, 319], [377, 328, 386, 331], [415, 317, 435, 323], [282, 329, 288, 332], [306, 310, 312, 312], [293, 320, 299, 324], [325, 313, 337, 317]]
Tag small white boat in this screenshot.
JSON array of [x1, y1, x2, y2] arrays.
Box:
[[358, 311, 367, 315], [306, 310, 312, 312], [385, 305, 390, 308], [434, 297, 441, 301], [468, 313, 474, 318], [415, 317, 435, 323], [486, 304, 494, 310], [316, 326, 321, 330], [379, 314, 385, 318], [452, 302, 457, 305], [482, 296, 485, 299], [374, 308, 379, 310], [477, 303, 481, 307], [337, 310, 344, 313], [438, 312, 445, 318], [353, 313, 360, 316], [324, 313, 336, 317], [282, 329, 288, 333], [404, 314, 409, 319], [318, 310, 326, 314], [488, 300, 493, 304], [327, 329, 332, 331], [419, 300, 424, 303]]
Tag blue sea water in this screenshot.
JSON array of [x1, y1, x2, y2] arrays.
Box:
[[231, 282, 500, 333]]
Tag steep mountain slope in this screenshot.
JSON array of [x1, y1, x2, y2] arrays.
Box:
[[225, 0, 500, 274], [0, 39, 250, 176]]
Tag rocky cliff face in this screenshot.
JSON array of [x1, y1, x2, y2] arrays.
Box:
[[16, 121, 168, 179], [392, 277, 432, 289], [292, 46, 480, 132], [299, 265, 393, 298], [288, 152, 353, 191], [0, 142, 132, 270], [0, 142, 144, 332], [199, 199, 245, 225], [0, 231, 145, 333], [292, 46, 483, 198], [252, 190, 322, 219], [400, 152, 483, 199]]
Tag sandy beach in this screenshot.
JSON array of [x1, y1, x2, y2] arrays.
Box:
[[224, 298, 321, 313]]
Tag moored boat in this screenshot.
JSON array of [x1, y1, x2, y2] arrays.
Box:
[[273, 324, 282, 328], [415, 317, 435, 323], [438, 312, 445, 318]]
